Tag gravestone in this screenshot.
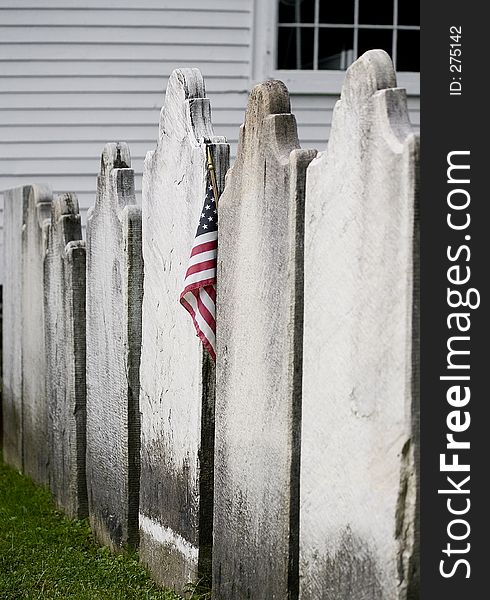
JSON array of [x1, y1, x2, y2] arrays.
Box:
[[213, 80, 316, 600], [85, 143, 143, 550], [139, 68, 228, 590], [44, 193, 87, 519], [2, 186, 28, 470], [22, 184, 52, 485], [299, 50, 419, 599]]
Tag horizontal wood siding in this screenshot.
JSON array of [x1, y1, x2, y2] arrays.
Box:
[[0, 0, 420, 283], [0, 0, 253, 282]]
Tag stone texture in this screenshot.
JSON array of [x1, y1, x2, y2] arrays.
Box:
[[44, 193, 87, 519], [299, 50, 419, 600], [2, 186, 28, 470], [139, 68, 228, 591], [213, 80, 316, 600], [22, 184, 52, 485], [85, 143, 143, 550]]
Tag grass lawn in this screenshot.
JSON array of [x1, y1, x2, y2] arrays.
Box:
[[0, 452, 190, 600]]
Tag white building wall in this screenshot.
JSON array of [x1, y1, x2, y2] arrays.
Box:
[[0, 0, 253, 282], [0, 0, 419, 283]]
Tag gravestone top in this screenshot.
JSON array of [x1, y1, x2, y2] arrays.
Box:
[[52, 191, 78, 218], [28, 184, 52, 234], [340, 48, 397, 107], [226, 79, 299, 173], [92, 142, 134, 214], [156, 68, 225, 146], [100, 141, 131, 173]]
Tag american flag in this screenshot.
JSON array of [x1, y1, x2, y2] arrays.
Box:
[[179, 166, 218, 360]]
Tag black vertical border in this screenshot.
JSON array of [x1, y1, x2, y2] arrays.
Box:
[[421, 1, 488, 597]]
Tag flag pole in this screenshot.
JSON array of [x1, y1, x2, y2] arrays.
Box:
[[206, 144, 220, 208]]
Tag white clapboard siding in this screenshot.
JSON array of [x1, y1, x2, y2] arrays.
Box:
[[0, 92, 250, 110], [0, 0, 420, 284], [0, 0, 250, 8], [0, 0, 253, 282], [1, 9, 249, 27], [0, 61, 251, 78]]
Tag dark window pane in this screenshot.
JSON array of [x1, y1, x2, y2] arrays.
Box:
[[358, 28, 393, 60], [397, 29, 420, 71], [318, 28, 354, 70], [319, 1, 355, 24], [398, 0, 420, 26], [277, 26, 315, 69], [359, 0, 394, 25], [299, 0, 316, 22], [278, 0, 316, 24]]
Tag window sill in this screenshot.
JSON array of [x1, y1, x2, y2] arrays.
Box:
[[266, 70, 420, 96]]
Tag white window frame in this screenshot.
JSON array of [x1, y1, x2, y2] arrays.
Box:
[[252, 0, 420, 96]]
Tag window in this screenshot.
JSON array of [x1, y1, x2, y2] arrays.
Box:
[[277, 0, 420, 72], [251, 0, 420, 95]]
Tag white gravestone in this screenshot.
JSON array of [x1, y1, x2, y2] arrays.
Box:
[[300, 50, 420, 600], [2, 186, 28, 470], [139, 68, 228, 591], [22, 184, 52, 485], [85, 143, 143, 550], [213, 80, 316, 600], [44, 193, 87, 519]]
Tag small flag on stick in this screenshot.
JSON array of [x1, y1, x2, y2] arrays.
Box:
[[180, 145, 219, 360]]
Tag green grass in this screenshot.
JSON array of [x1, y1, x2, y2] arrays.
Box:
[[0, 452, 193, 600]]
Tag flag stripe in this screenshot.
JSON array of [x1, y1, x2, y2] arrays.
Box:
[[182, 290, 216, 350], [180, 296, 216, 360], [181, 278, 216, 298], [188, 249, 217, 267], [183, 268, 216, 287], [179, 163, 218, 360], [190, 240, 217, 257], [200, 287, 216, 314], [206, 285, 217, 303], [192, 231, 218, 245], [195, 288, 216, 330], [185, 258, 216, 278]]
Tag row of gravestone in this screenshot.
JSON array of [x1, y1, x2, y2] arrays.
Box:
[[1, 51, 419, 599]]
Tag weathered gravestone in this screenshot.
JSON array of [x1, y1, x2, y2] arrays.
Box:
[[85, 143, 143, 550], [139, 68, 228, 590], [213, 80, 316, 600], [300, 50, 419, 600], [44, 193, 87, 519], [22, 184, 52, 485], [2, 186, 28, 470]]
